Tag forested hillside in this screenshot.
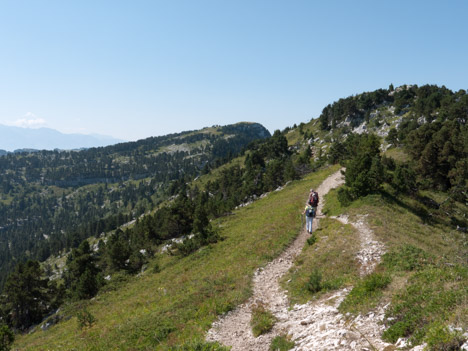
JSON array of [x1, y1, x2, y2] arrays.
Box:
[[317, 84, 467, 198], [3, 84, 467, 351], [0, 122, 270, 290], [1, 122, 300, 340]]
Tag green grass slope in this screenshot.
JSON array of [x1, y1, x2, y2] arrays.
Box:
[[14, 166, 340, 350]]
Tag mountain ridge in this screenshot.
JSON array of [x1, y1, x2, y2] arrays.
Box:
[[0, 124, 125, 152]]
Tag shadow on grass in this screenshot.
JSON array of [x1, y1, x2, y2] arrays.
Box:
[[380, 190, 442, 226]]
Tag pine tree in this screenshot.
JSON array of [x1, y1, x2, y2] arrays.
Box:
[[1, 261, 48, 330], [64, 241, 100, 300], [106, 229, 131, 271]]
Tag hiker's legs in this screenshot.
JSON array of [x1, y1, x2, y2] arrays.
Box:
[[306, 217, 313, 233]]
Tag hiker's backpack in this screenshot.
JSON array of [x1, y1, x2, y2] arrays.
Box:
[[309, 192, 319, 207], [305, 207, 315, 217]]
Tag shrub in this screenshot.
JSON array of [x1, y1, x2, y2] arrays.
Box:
[[363, 273, 391, 291], [0, 323, 14, 351], [151, 261, 161, 273], [175, 229, 220, 257], [251, 303, 276, 337], [270, 335, 295, 351], [321, 277, 345, 291], [127, 251, 147, 273], [307, 234, 317, 246], [345, 152, 384, 199], [306, 269, 322, 293], [386, 128, 399, 146], [392, 164, 417, 194], [174, 237, 200, 256], [76, 308, 96, 330], [382, 320, 413, 344], [425, 323, 465, 351], [337, 187, 353, 206], [381, 155, 396, 171]]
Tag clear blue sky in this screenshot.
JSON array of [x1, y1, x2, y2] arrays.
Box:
[[0, 0, 467, 141]]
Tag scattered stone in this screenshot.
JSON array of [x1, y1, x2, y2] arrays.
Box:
[[346, 331, 359, 341], [396, 337, 408, 348]]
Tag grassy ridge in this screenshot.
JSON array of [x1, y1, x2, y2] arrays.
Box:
[[15, 166, 340, 350], [285, 185, 468, 347]]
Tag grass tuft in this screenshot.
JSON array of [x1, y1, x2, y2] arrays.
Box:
[[306, 269, 322, 293], [168, 340, 231, 351], [250, 303, 277, 337], [306, 233, 317, 246], [270, 334, 295, 350]]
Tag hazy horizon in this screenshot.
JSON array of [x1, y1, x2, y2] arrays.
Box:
[[1, 1, 467, 141]]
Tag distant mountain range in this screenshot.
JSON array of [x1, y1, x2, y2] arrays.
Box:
[[0, 124, 125, 152]]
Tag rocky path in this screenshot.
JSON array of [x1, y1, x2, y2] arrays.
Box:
[[206, 169, 422, 350], [334, 214, 386, 277], [275, 215, 391, 351], [206, 170, 345, 350]]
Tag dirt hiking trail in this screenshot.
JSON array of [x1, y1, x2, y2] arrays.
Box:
[[206, 170, 422, 350]]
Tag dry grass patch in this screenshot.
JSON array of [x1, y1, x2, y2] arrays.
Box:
[[384, 147, 410, 162]]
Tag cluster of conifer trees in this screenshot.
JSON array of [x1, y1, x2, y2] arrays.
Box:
[[324, 85, 467, 203]]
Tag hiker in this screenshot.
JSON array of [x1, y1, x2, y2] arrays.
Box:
[[308, 189, 319, 217], [303, 202, 314, 234]]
